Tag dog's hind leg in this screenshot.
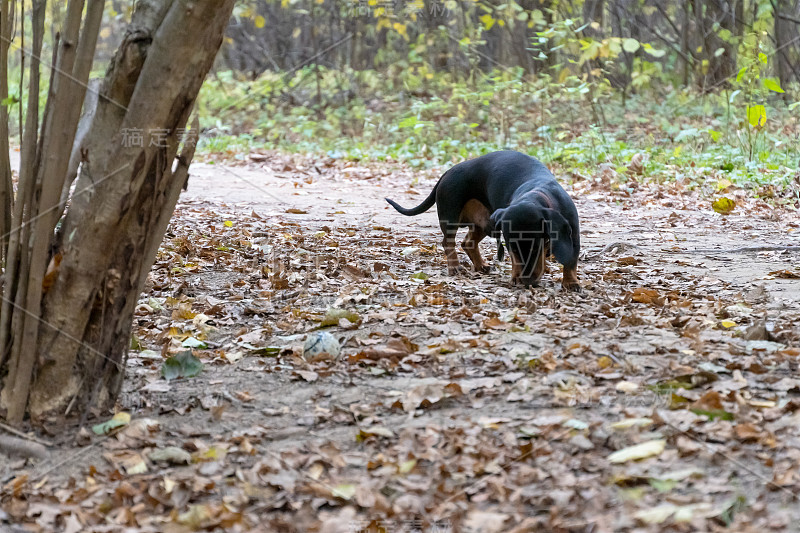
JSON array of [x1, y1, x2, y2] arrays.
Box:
[[441, 224, 463, 275], [459, 199, 492, 273]]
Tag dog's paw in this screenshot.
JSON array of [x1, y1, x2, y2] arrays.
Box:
[[477, 264, 493, 274], [447, 265, 469, 276], [562, 282, 582, 293]]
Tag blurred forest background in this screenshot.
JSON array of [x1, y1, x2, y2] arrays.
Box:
[[5, 0, 800, 183]]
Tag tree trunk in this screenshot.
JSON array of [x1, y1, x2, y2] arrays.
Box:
[[694, 0, 738, 89], [583, 0, 605, 37], [0, 0, 236, 425], [774, 0, 800, 89], [0, 0, 15, 262]]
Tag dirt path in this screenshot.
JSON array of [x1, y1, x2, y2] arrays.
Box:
[[4, 155, 800, 532]]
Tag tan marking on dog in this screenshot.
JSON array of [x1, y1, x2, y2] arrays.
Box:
[[562, 264, 580, 291], [531, 240, 547, 282], [459, 199, 491, 272], [511, 253, 522, 282], [442, 236, 461, 275]]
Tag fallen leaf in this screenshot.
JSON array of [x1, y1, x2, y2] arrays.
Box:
[[608, 439, 666, 463], [92, 412, 131, 435], [161, 350, 204, 381], [712, 197, 735, 215]]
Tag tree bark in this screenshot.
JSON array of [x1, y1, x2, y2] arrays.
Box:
[[29, 0, 236, 420], [694, 0, 738, 89], [774, 0, 800, 89], [0, 0, 15, 260], [0, 0, 236, 424]]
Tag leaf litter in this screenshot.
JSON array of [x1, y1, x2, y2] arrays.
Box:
[[2, 153, 800, 532]]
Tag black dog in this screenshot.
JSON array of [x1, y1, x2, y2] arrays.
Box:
[[386, 151, 580, 291]]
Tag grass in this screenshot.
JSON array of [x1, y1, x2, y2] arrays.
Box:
[[195, 67, 799, 197]]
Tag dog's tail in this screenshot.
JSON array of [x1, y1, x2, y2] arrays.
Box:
[[385, 182, 438, 216]]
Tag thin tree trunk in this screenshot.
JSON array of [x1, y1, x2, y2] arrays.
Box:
[[0, 0, 15, 261], [2, 0, 102, 425], [26, 0, 236, 421], [774, 0, 799, 90], [682, 0, 691, 86], [0, 0, 46, 421], [0, 0, 236, 425]]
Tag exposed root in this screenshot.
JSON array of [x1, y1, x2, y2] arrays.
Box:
[[0, 435, 49, 460]]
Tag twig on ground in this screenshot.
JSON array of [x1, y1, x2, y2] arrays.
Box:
[[0, 421, 53, 447], [583, 241, 641, 260], [691, 245, 800, 254]]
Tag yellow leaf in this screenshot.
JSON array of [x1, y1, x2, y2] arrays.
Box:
[[398, 458, 417, 474], [194, 446, 227, 462], [608, 439, 666, 463], [172, 302, 197, 320], [254, 15, 266, 29], [763, 78, 784, 93], [112, 412, 131, 424], [224, 220, 234, 227], [480, 14, 495, 29], [720, 320, 737, 329], [392, 22, 408, 40], [712, 197, 736, 215], [747, 105, 766, 128], [91, 412, 131, 435], [331, 483, 356, 500], [610, 417, 654, 430], [597, 355, 613, 369], [716, 178, 731, 191]]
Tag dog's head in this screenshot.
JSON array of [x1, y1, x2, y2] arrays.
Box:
[[490, 203, 574, 286]]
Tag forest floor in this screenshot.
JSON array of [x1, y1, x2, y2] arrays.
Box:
[[3, 152, 800, 533]]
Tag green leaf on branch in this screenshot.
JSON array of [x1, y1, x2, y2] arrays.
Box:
[[746, 105, 766, 128], [763, 78, 784, 93], [642, 43, 666, 58], [622, 38, 640, 53]]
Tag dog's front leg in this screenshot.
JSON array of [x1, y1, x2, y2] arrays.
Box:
[[461, 226, 491, 273], [562, 263, 581, 292], [531, 239, 547, 284]]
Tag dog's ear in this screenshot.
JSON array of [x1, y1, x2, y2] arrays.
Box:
[[489, 208, 507, 261], [542, 209, 576, 266], [489, 208, 506, 234]]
